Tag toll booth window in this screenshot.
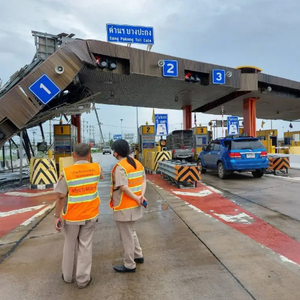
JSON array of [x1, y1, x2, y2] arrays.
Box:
[[231, 139, 265, 150]]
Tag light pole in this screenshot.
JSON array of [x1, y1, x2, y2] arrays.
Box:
[[120, 119, 123, 139]]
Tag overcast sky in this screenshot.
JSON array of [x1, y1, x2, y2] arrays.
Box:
[[1, 0, 300, 143]]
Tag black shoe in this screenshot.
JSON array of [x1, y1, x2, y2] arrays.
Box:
[[78, 276, 92, 289], [62, 274, 73, 283], [134, 257, 144, 264], [113, 265, 136, 273]]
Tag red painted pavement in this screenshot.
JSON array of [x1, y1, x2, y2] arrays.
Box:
[[148, 174, 300, 265], [0, 189, 57, 238]]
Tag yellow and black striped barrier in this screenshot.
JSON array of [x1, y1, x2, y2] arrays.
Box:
[[175, 165, 200, 182], [30, 158, 58, 189], [268, 156, 290, 174], [157, 160, 200, 188], [154, 151, 172, 170]]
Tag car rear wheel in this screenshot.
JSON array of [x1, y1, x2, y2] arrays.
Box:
[[218, 162, 228, 179], [252, 169, 265, 178], [197, 159, 206, 174]]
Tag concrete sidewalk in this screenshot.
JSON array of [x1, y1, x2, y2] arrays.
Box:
[[1, 178, 300, 299]]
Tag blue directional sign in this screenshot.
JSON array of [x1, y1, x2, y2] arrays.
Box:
[[227, 116, 239, 135], [113, 134, 122, 140], [106, 24, 154, 45], [212, 69, 226, 85], [29, 74, 61, 105], [162, 60, 178, 78], [155, 114, 168, 136]]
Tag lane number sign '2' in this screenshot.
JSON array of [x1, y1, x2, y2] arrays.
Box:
[[212, 69, 226, 85], [29, 74, 61, 105], [162, 60, 178, 78]]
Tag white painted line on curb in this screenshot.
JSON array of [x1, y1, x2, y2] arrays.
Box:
[[0, 205, 45, 218], [20, 202, 55, 226], [5, 191, 55, 197]]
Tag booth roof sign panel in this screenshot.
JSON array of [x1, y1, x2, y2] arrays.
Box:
[[106, 24, 154, 45], [162, 60, 178, 78]]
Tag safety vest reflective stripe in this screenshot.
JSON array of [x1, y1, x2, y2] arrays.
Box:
[[67, 175, 99, 187], [129, 185, 142, 193], [127, 171, 144, 179], [68, 191, 99, 203]]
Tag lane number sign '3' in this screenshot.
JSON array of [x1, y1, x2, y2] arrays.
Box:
[[162, 60, 178, 78], [212, 69, 226, 85]]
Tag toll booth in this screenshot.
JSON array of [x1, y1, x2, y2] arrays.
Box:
[[193, 126, 212, 154], [138, 125, 155, 161], [54, 124, 78, 165], [284, 131, 300, 146], [256, 129, 277, 153]]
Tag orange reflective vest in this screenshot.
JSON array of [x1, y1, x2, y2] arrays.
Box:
[[63, 163, 100, 222], [110, 158, 144, 211]]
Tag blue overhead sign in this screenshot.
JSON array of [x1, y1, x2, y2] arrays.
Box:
[[227, 116, 239, 135], [212, 69, 226, 85], [29, 74, 61, 105], [106, 24, 154, 45], [162, 60, 178, 78], [113, 134, 122, 140], [155, 114, 168, 136]]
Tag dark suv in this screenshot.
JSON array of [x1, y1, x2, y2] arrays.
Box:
[[198, 136, 269, 179]]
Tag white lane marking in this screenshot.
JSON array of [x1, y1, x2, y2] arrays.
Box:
[[5, 191, 55, 197], [21, 202, 55, 226], [0, 205, 45, 218], [213, 212, 254, 224], [173, 189, 212, 197], [264, 175, 300, 182], [201, 183, 223, 194]]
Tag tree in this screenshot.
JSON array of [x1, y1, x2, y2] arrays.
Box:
[[109, 139, 114, 147]]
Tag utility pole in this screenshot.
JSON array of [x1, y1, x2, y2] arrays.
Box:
[[120, 119, 123, 139], [94, 108, 105, 147], [82, 120, 88, 143], [109, 132, 111, 141], [49, 119, 52, 145]]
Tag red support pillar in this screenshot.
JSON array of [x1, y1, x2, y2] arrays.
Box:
[[182, 105, 192, 130], [71, 115, 81, 143], [243, 98, 258, 137]]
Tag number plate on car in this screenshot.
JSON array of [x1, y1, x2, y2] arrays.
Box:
[[246, 153, 255, 158]]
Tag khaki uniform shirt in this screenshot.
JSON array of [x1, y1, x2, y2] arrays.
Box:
[[55, 160, 100, 225], [112, 161, 145, 222]]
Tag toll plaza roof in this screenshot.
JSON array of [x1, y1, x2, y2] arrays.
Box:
[[1, 37, 300, 146]]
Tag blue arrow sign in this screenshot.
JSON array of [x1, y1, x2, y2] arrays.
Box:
[[212, 69, 226, 85], [29, 74, 61, 104], [113, 134, 122, 140], [162, 60, 178, 78]]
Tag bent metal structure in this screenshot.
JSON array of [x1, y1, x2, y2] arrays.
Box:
[[1, 34, 300, 148]]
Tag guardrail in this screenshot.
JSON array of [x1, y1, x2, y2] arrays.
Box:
[[157, 160, 200, 188]]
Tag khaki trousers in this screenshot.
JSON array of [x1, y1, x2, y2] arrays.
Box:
[[116, 221, 143, 269], [62, 221, 96, 287]]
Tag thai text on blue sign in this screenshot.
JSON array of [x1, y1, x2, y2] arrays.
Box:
[[113, 134, 122, 140], [106, 24, 154, 45], [227, 116, 239, 135], [155, 114, 168, 136]]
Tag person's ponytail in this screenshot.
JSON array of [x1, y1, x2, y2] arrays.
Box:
[[127, 156, 137, 169]]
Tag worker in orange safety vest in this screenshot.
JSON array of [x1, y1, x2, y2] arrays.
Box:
[[54, 143, 103, 288], [110, 139, 147, 273]]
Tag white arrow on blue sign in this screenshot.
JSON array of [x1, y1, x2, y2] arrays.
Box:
[[212, 69, 226, 85], [162, 60, 178, 78], [29, 74, 61, 105]]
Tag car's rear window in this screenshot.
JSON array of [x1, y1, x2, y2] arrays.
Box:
[[230, 139, 265, 150]]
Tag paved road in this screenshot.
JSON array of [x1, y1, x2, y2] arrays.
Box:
[[1, 153, 300, 299]]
